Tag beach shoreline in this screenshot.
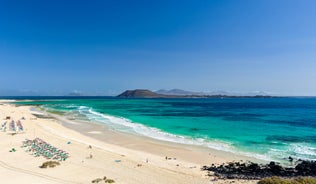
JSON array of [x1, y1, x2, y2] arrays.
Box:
[[44, 106, 262, 166], [0, 101, 258, 183]]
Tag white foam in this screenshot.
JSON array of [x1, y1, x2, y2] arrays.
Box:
[[74, 106, 234, 152], [87, 131, 102, 134], [288, 143, 316, 160], [50, 105, 316, 162], [0, 99, 16, 103], [74, 106, 281, 162], [265, 143, 316, 162]]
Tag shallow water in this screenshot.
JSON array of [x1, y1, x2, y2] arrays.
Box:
[[13, 97, 316, 162]]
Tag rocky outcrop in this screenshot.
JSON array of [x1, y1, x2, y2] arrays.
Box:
[[202, 160, 316, 180]]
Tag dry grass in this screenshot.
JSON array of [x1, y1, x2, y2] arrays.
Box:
[[258, 177, 316, 184]]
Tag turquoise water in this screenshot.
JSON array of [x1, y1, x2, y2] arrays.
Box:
[[14, 97, 316, 162]]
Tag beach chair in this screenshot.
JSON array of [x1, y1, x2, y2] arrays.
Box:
[[9, 121, 16, 132], [16, 120, 24, 131], [1, 122, 7, 131]]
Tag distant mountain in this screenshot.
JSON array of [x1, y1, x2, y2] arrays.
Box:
[[67, 92, 83, 96], [117, 89, 169, 98], [117, 89, 274, 98], [67, 90, 84, 96], [0, 89, 42, 96], [156, 89, 271, 97], [155, 89, 205, 96]]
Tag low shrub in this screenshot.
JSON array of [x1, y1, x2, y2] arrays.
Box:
[[91, 176, 115, 183], [258, 177, 316, 184], [105, 179, 115, 183], [39, 161, 60, 168], [91, 178, 102, 183]]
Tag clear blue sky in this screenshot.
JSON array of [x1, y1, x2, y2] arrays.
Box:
[[1, 0, 315, 96]]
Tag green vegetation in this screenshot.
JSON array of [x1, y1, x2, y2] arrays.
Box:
[[39, 161, 60, 168], [9, 148, 17, 152], [258, 177, 316, 184]]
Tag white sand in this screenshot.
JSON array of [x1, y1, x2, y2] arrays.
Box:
[[0, 102, 258, 184]]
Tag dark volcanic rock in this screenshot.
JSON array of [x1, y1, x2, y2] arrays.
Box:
[[202, 160, 316, 180], [295, 160, 316, 176]]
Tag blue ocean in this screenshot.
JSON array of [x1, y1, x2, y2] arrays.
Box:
[[12, 97, 316, 162]]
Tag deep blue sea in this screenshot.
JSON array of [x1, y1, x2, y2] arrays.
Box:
[[10, 97, 316, 162]]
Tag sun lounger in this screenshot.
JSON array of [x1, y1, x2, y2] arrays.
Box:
[[22, 138, 69, 161]]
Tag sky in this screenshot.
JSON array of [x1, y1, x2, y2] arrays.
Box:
[[0, 0, 316, 96]]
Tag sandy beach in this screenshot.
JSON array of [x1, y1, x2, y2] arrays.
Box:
[[0, 101, 257, 184]]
